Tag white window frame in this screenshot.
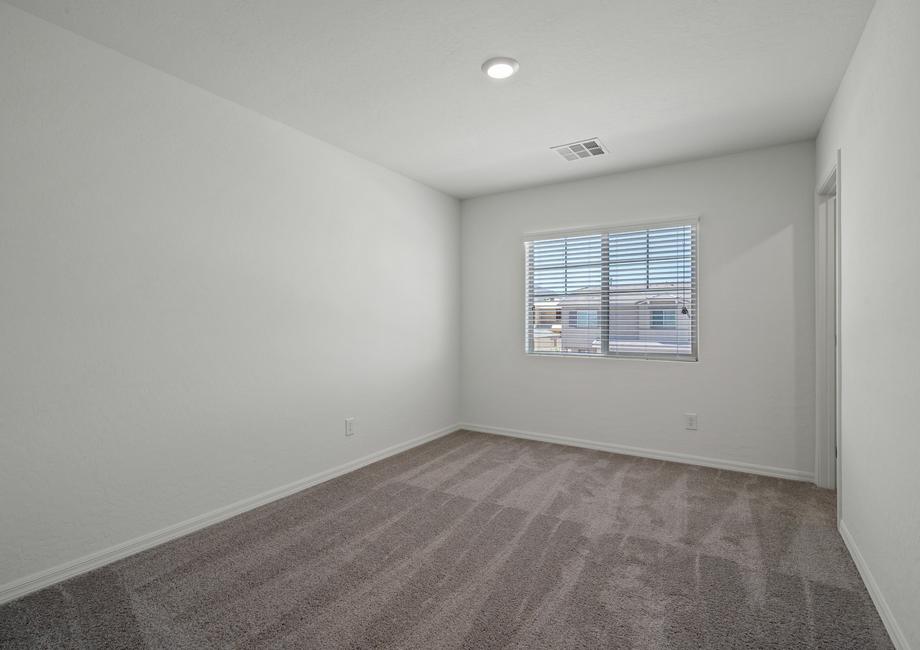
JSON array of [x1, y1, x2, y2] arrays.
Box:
[[523, 217, 700, 362]]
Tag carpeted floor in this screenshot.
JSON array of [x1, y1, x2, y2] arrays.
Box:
[[0, 430, 892, 649]]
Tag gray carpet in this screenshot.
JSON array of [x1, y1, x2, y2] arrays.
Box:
[[0, 430, 892, 649]]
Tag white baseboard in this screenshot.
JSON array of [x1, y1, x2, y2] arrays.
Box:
[[0, 423, 461, 606], [838, 520, 910, 649], [460, 423, 814, 482]]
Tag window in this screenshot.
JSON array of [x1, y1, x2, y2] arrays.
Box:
[[525, 221, 697, 360], [650, 309, 677, 329], [570, 310, 599, 329]]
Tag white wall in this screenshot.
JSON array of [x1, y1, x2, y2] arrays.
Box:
[[817, 0, 920, 646], [461, 142, 816, 477], [0, 3, 459, 589]]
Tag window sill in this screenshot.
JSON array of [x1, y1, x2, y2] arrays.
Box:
[[525, 351, 698, 363]]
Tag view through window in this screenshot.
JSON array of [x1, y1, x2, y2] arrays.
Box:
[[525, 221, 698, 360]]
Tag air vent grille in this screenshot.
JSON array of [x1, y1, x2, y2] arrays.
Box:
[[551, 138, 607, 161]]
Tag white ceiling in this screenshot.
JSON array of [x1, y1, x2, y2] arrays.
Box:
[[7, 0, 874, 198]]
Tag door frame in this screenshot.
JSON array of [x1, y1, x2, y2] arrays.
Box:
[[815, 151, 841, 520]]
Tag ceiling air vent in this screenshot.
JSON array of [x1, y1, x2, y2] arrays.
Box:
[[551, 138, 607, 161]]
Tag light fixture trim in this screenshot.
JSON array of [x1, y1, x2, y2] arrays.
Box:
[[482, 57, 520, 80]]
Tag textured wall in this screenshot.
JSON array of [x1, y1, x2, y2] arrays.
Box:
[[461, 142, 816, 477], [0, 4, 460, 587], [817, 0, 920, 645]]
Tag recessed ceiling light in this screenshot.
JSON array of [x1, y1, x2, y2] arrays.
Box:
[[482, 57, 519, 80]]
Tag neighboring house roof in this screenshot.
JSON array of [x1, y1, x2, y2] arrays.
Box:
[[536, 282, 689, 295], [547, 288, 690, 307]]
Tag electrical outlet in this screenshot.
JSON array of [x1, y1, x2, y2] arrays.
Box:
[[684, 413, 698, 430], [344, 417, 355, 437]]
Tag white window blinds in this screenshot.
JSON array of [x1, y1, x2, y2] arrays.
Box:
[[525, 221, 698, 360]]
